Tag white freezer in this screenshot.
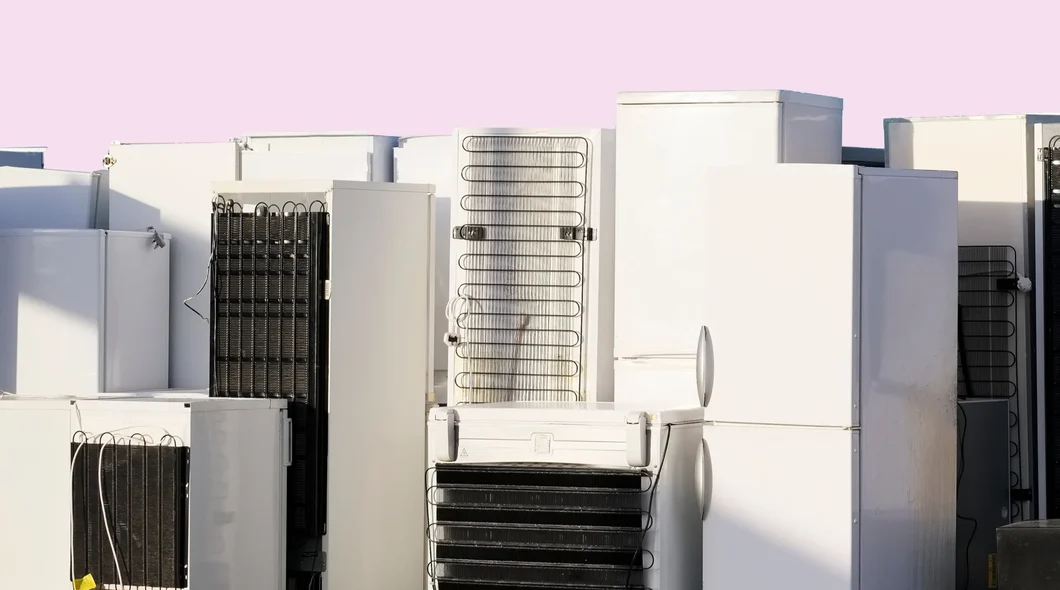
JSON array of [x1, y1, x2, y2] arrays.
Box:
[[0, 229, 170, 395], [885, 114, 1060, 520], [703, 421, 953, 590], [394, 134, 455, 403], [615, 165, 958, 430]]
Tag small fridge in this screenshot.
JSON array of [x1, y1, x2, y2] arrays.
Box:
[[0, 229, 170, 395]]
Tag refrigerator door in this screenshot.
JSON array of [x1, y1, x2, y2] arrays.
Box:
[[701, 165, 861, 426], [703, 423, 858, 590]]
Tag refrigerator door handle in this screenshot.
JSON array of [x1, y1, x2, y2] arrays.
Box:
[[695, 438, 711, 520], [696, 326, 715, 407]]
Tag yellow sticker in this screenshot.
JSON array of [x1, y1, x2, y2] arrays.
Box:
[[987, 553, 998, 589], [73, 574, 97, 590]]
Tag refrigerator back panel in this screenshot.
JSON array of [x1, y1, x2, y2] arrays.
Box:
[[450, 133, 594, 404], [210, 200, 330, 539], [70, 439, 190, 588]]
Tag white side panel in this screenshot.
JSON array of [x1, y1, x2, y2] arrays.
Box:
[[0, 231, 105, 394], [703, 423, 857, 590], [242, 134, 399, 181], [188, 406, 287, 590], [103, 231, 170, 392], [780, 102, 844, 164], [394, 135, 456, 401], [326, 185, 432, 590], [858, 171, 957, 590], [0, 167, 98, 229], [105, 142, 240, 389], [240, 150, 373, 181], [885, 117, 1039, 521], [0, 403, 72, 589], [701, 165, 860, 426]]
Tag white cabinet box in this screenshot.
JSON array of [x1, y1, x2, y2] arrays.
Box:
[[0, 167, 105, 230], [0, 229, 170, 395]]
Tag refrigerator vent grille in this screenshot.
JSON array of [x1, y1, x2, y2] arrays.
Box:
[[453, 135, 594, 404], [70, 437, 189, 589], [427, 463, 652, 589], [957, 245, 1018, 399], [209, 199, 330, 537], [1044, 136, 1060, 517]]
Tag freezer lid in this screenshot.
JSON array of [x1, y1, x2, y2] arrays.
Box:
[[433, 401, 704, 425]]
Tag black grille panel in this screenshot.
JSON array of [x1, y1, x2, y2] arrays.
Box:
[[452, 135, 594, 404], [1045, 138, 1060, 518], [209, 199, 330, 542], [958, 246, 1019, 399], [428, 464, 651, 590], [70, 437, 189, 588]]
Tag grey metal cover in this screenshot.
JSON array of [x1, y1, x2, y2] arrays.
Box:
[[451, 134, 595, 404]]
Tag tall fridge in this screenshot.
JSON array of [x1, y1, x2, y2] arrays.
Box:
[[615, 164, 959, 589]]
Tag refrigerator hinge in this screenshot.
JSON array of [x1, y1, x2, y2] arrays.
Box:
[[322, 279, 331, 301], [624, 412, 649, 467], [1039, 147, 1050, 162], [560, 226, 596, 241], [453, 224, 486, 241]]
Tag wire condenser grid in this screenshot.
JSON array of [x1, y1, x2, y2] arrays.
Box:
[[452, 135, 595, 404], [209, 198, 330, 539]]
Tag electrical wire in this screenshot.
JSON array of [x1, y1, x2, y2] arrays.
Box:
[[625, 424, 672, 590], [70, 435, 87, 585], [956, 304, 977, 590], [98, 437, 124, 589]]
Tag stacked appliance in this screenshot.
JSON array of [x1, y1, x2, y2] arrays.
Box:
[[613, 90, 958, 589], [695, 165, 958, 590], [0, 146, 45, 168], [394, 134, 456, 404], [0, 228, 170, 395], [884, 115, 1060, 523], [613, 89, 844, 408], [446, 127, 616, 405], [102, 132, 399, 390], [0, 394, 288, 590], [207, 179, 434, 590]]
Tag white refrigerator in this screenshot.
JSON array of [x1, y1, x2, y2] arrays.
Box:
[[614, 164, 959, 589]]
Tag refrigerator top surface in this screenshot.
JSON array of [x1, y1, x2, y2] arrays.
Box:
[[212, 178, 434, 198], [617, 89, 843, 110], [884, 113, 1060, 125], [436, 401, 704, 424], [72, 396, 286, 411], [0, 395, 75, 410]]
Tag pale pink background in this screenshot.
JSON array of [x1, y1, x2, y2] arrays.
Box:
[[2, 0, 1041, 172]]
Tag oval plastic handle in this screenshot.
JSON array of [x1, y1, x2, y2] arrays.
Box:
[[695, 438, 712, 520], [696, 326, 715, 407]]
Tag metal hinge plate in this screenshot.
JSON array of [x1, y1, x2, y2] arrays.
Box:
[[560, 226, 596, 241], [323, 279, 332, 300], [453, 225, 486, 241]]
